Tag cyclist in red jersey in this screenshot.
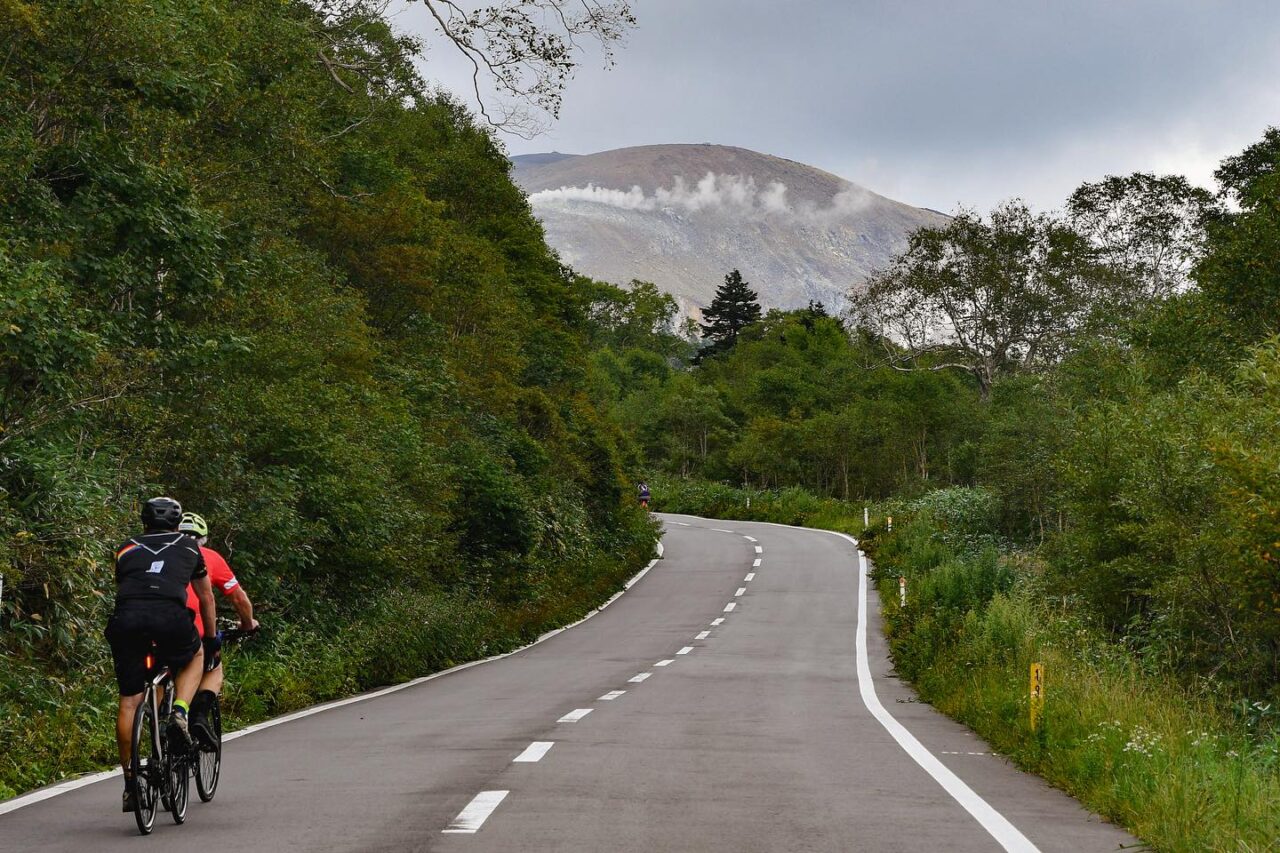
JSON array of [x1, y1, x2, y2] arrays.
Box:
[[178, 512, 258, 746]]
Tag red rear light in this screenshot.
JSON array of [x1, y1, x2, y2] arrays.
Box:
[[145, 653, 154, 670]]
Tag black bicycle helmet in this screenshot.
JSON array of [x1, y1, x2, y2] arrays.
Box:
[[141, 496, 183, 530]]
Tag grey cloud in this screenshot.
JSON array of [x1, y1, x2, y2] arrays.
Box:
[[395, 1, 1280, 211]]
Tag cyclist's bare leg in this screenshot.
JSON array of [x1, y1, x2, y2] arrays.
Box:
[[174, 647, 204, 707], [199, 662, 224, 696], [117, 693, 144, 771]]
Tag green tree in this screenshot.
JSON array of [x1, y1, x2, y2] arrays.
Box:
[[697, 269, 762, 361], [1067, 173, 1219, 302], [1196, 127, 1280, 344], [848, 201, 1100, 398]]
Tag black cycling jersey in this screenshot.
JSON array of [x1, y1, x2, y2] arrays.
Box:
[[113, 532, 207, 607]]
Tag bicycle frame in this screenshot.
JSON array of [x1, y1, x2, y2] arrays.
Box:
[[142, 660, 173, 765]]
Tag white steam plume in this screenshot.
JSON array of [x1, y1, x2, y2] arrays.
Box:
[[528, 172, 874, 223]]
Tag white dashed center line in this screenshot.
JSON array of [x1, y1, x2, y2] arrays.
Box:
[[598, 690, 626, 701], [711, 618, 724, 626], [735, 587, 746, 596], [753, 558, 762, 567], [629, 672, 652, 682], [558, 708, 594, 722], [654, 659, 674, 666], [754, 545, 763, 554], [677, 646, 694, 655], [442, 790, 509, 834], [513, 742, 554, 763], [744, 573, 755, 581], [743, 536, 757, 542], [712, 527, 734, 533], [695, 630, 710, 640], [724, 602, 737, 612]]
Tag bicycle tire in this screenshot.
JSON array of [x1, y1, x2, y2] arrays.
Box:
[[130, 701, 158, 835], [168, 751, 189, 824], [194, 699, 222, 802]]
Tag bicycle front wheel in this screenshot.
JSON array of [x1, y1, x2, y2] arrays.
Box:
[[195, 699, 222, 802], [130, 702, 158, 835]]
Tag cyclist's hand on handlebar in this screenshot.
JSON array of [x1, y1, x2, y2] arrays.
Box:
[[240, 618, 260, 633]]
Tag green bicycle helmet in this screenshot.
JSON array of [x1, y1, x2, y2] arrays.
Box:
[[178, 512, 209, 538]]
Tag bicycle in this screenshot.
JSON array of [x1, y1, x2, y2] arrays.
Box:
[[192, 625, 257, 804], [128, 653, 191, 834]]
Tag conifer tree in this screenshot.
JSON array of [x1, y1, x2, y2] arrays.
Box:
[[698, 269, 762, 359]]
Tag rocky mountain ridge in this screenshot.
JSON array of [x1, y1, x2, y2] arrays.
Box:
[[511, 144, 946, 315]]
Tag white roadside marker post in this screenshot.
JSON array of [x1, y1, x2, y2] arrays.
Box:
[[899, 576, 907, 608], [864, 506, 869, 529]]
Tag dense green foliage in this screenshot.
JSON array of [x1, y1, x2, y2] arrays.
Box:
[[0, 0, 654, 797], [870, 498, 1280, 852]]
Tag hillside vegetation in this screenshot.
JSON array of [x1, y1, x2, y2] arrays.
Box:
[[0, 0, 654, 797]]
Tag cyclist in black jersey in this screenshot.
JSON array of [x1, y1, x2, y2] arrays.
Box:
[[106, 496, 218, 813]]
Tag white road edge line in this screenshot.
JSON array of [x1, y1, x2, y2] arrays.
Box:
[[442, 790, 509, 833], [557, 708, 593, 723], [654, 659, 674, 667], [0, 540, 667, 815], [695, 631, 710, 640], [629, 672, 652, 682], [723, 602, 737, 612], [677, 646, 694, 655], [847, 536, 1040, 853], [513, 741, 555, 763], [598, 690, 626, 701], [744, 573, 755, 582]]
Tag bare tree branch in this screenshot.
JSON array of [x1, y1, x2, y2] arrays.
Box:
[[412, 0, 636, 136]]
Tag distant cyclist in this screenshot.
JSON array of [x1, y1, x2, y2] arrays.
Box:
[[178, 512, 258, 748], [638, 481, 651, 509], [106, 497, 217, 812]]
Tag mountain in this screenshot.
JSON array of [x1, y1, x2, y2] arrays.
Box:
[[510, 144, 945, 316]]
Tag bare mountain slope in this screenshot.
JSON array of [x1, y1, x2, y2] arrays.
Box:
[[511, 144, 945, 314]]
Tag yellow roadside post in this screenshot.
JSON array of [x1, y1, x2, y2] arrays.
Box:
[[1030, 662, 1045, 731]]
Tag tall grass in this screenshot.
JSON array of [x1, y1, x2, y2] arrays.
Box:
[[657, 478, 1280, 851]]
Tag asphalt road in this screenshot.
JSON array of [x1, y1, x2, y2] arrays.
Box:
[[0, 515, 1137, 852]]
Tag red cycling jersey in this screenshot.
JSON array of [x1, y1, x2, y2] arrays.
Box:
[[185, 547, 240, 637]]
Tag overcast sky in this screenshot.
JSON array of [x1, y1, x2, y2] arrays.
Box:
[[391, 1, 1280, 212]]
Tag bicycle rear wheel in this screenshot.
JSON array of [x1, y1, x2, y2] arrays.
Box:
[[195, 699, 222, 802], [130, 702, 158, 835]]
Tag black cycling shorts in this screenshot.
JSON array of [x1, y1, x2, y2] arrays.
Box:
[[105, 603, 201, 696]]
